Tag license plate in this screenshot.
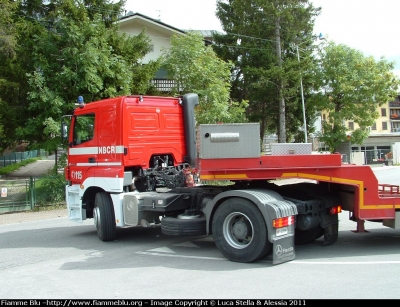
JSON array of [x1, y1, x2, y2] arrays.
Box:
[[276, 227, 288, 236]]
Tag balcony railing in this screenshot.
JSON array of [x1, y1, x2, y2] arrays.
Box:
[[150, 79, 177, 93], [389, 101, 400, 108]]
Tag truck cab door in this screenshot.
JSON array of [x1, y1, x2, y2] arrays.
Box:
[[69, 112, 97, 179], [67, 112, 97, 222]]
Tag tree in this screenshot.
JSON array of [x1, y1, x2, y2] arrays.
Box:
[[0, 0, 48, 153], [161, 31, 247, 124], [0, 0, 159, 154], [0, 0, 19, 151], [311, 42, 400, 152], [0, 0, 18, 58], [25, 13, 157, 150], [213, 0, 321, 142], [82, 0, 126, 26]]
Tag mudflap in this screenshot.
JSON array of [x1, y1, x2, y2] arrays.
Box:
[[323, 222, 338, 246], [272, 235, 295, 265]]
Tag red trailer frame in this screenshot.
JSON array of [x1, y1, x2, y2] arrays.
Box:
[[199, 154, 400, 225]]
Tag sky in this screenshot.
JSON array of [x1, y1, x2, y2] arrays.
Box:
[[124, 0, 400, 77]]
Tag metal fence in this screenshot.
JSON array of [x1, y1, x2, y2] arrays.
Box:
[[352, 149, 392, 165], [0, 149, 48, 167], [0, 179, 32, 213], [0, 175, 66, 213]]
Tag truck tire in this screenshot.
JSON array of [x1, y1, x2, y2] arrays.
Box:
[[212, 198, 272, 263], [93, 192, 116, 241], [161, 216, 206, 236], [294, 225, 324, 245]]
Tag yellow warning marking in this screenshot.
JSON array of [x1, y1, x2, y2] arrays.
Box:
[[282, 173, 395, 210], [200, 174, 249, 180], [201, 171, 396, 211]]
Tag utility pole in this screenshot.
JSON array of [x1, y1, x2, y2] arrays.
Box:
[[297, 45, 308, 143], [275, 18, 286, 143]]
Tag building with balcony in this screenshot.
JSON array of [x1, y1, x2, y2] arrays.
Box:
[[390, 96, 400, 132], [117, 12, 215, 93], [117, 12, 185, 92], [319, 96, 400, 164], [351, 96, 400, 161]]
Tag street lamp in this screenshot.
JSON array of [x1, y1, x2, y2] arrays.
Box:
[[296, 44, 307, 143]]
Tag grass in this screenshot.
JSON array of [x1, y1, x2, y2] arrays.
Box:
[[31, 204, 67, 212], [0, 157, 41, 176]]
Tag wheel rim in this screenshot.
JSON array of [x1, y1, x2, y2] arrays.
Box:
[[222, 212, 254, 249], [93, 206, 100, 228]]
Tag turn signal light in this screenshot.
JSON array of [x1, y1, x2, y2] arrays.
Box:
[[273, 216, 295, 228], [330, 206, 342, 215]]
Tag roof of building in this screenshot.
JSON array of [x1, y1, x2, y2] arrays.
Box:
[[118, 12, 186, 34], [118, 12, 223, 39]]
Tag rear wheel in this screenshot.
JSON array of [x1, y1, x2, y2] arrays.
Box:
[[212, 198, 272, 263], [93, 192, 116, 241], [294, 225, 324, 245]]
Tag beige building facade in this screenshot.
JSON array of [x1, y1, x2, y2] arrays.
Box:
[[319, 96, 400, 163]]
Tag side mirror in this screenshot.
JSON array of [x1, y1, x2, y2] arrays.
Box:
[[61, 121, 68, 141]]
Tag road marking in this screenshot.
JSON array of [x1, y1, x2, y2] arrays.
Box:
[[136, 251, 225, 260], [291, 260, 400, 264], [147, 247, 175, 253], [138, 250, 400, 264]]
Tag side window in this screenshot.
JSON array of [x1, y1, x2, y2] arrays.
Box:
[[73, 114, 95, 145]]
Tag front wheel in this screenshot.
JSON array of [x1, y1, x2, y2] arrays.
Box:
[[93, 192, 116, 241], [212, 198, 272, 263]]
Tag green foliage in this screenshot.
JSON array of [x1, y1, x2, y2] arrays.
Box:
[[31, 204, 66, 212], [0, 158, 40, 175], [0, 0, 41, 151], [23, 13, 153, 149], [213, 0, 321, 141], [0, 0, 18, 58], [161, 31, 248, 124], [34, 174, 66, 205], [312, 42, 400, 152], [0, 0, 159, 153]]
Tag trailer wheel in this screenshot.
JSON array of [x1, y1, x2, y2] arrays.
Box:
[[93, 192, 116, 241], [212, 198, 272, 263], [294, 225, 324, 245], [161, 216, 206, 236]]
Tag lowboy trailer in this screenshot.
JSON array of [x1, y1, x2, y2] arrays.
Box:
[[63, 93, 400, 264]]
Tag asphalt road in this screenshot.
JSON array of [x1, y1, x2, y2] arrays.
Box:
[[3, 156, 55, 179], [1, 211, 400, 299], [373, 165, 400, 187]]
